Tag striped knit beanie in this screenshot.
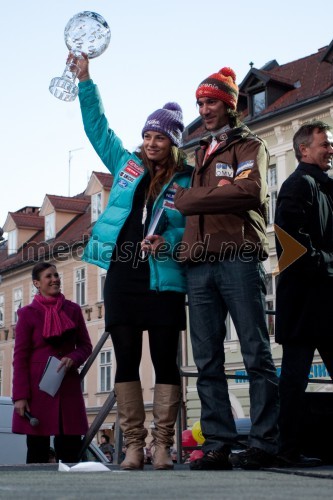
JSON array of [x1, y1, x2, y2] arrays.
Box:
[[142, 102, 184, 147], [195, 67, 239, 110]]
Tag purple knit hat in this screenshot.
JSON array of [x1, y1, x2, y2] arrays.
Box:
[[141, 102, 184, 147]]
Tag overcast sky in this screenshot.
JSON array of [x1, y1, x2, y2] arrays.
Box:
[[1, 0, 332, 231]]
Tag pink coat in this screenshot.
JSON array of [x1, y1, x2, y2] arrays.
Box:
[[12, 298, 92, 436]]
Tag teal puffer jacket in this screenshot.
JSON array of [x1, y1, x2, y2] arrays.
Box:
[[78, 80, 193, 293]]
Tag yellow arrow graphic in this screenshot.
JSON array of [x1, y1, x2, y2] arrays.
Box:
[[273, 224, 307, 275]]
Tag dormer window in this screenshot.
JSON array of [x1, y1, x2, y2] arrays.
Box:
[[92, 192, 102, 223], [252, 90, 266, 116], [45, 212, 55, 240], [8, 229, 17, 255]]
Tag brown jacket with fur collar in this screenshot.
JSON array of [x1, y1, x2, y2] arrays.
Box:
[[174, 125, 269, 262]]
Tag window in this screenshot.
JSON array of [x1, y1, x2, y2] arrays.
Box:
[[75, 267, 86, 306], [45, 212, 56, 240], [91, 192, 102, 223], [0, 294, 4, 327], [8, 229, 17, 255], [13, 288, 23, 323], [79, 365, 87, 393], [252, 90, 266, 116], [100, 350, 112, 392], [267, 164, 277, 225], [99, 269, 107, 302], [31, 284, 38, 300]]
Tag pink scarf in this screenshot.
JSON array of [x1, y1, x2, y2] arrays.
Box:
[[34, 293, 76, 339]]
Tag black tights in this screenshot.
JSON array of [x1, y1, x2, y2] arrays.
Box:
[[110, 325, 181, 385], [26, 434, 82, 463]]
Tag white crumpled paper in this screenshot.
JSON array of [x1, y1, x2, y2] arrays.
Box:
[[58, 460, 110, 472]]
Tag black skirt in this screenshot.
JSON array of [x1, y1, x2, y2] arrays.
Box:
[[104, 286, 186, 330], [103, 175, 186, 330]]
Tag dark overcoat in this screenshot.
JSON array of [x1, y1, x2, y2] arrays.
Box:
[[12, 298, 92, 436], [274, 162, 333, 345]]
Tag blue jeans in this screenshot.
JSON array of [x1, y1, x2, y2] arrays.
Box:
[[187, 259, 279, 454]]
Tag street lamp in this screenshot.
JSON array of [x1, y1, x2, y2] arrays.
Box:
[[68, 147, 84, 196]]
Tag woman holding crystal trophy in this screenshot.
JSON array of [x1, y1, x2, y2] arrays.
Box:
[[50, 12, 192, 470]]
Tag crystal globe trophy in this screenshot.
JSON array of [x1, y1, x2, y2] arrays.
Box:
[[49, 11, 111, 102]]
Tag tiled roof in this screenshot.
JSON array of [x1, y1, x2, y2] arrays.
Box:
[[257, 70, 294, 87], [253, 47, 333, 115], [0, 228, 45, 271], [0, 198, 93, 273], [0, 208, 92, 273], [46, 194, 90, 213], [8, 213, 44, 230], [93, 171, 113, 189]]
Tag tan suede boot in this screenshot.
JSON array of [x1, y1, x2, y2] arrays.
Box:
[[151, 384, 181, 470], [115, 381, 148, 470]]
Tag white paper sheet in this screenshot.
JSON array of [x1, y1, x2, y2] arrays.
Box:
[[58, 460, 110, 472], [39, 356, 66, 397]]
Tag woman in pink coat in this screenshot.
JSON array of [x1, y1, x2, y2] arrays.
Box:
[[12, 262, 92, 463]]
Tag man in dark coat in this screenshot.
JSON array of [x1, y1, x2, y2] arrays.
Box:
[[274, 120, 333, 467]]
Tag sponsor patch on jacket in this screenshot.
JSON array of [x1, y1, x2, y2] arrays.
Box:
[[235, 169, 251, 180], [118, 179, 128, 189], [162, 183, 178, 210], [124, 165, 140, 178], [216, 163, 234, 178], [127, 160, 144, 174], [236, 160, 254, 175], [163, 200, 177, 210], [120, 171, 135, 182]]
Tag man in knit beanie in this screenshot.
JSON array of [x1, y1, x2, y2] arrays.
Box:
[[195, 67, 239, 110], [175, 68, 280, 471]]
